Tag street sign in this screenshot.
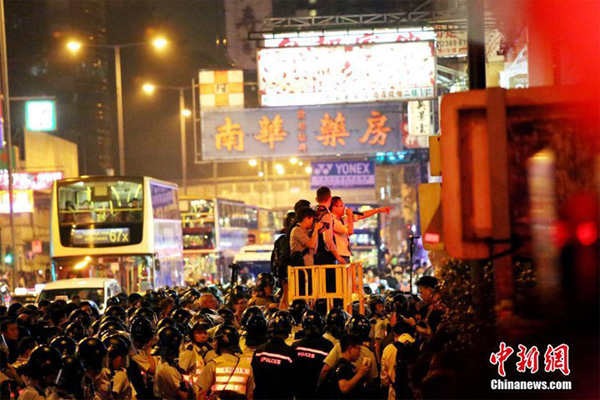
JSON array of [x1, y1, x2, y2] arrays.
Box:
[[25, 100, 56, 131]]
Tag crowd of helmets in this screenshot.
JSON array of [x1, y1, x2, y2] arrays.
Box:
[[0, 272, 457, 399]]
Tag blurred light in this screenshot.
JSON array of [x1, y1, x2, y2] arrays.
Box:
[[34, 284, 45, 293], [258, 171, 264, 177], [275, 164, 285, 175], [305, 166, 312, 174], [181, 109, 192, 117], [424, 233, 440, 244], [143, 83, 155, 94], [14, 287, 27, 296], [66, 41, 82, 53], [298, 161, 304, 166], [152, 37, 168, 50], [248, 159, 258, 167], [576, 221, 598, 246], [289, 157, 298, 164]]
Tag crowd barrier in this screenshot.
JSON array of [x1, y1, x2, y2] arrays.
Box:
[[287, 262, 364, 315]]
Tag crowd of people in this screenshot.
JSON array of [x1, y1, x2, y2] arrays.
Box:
[[0, 272, 451, 400]]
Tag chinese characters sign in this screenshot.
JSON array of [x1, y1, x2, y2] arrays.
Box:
[[0, 171, 63, 191], [200, 104, 403, 160], [310, 161, 375, 190], [406, 100, 433, 148], [490, 342, 571, 377], [257, 41, 436, 107]]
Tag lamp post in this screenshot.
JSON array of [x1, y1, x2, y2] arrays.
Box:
[[143, 83, 191, 193], [67, 38, 167, 175]]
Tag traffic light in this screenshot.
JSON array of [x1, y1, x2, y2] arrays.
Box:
[[418, 183, 444, 251], [4, 247, 13, 264]]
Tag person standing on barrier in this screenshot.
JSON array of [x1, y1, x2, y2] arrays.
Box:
[[290, 208, 323, 297], [314, 187, 346, 266], [330, 196, 355, 264]]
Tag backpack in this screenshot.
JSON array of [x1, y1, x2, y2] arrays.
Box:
[[313, 205, 336, 265], [271, 231, 292, 279], [393, 341, 418, 399]]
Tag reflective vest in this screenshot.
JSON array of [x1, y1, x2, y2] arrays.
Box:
[[211, 355, 252, 396]]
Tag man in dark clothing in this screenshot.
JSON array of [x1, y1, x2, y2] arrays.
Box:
[[0, 319, 19, 363], [251, 311, 298, 399], [292, 310, 333, 399], [330, 334, 370, 399]]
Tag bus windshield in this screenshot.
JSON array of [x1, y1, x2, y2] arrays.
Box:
[[58, 179, 144, 225], [38, 288, 104, 305]]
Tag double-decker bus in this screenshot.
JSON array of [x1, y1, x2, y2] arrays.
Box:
[[51, 176, 184, 292], [180, 198, 249, 283]]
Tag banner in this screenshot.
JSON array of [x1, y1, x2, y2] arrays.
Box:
[[310, 161, 375, 189], [200, 103, 403, 160], [199, 70, 244, 109], [405, 100, 433, 148], [258, 41, 436, 107]]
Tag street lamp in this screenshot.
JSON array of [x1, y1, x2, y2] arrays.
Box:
[[142, 82, 190, 193], [66, 37, 167, 175]]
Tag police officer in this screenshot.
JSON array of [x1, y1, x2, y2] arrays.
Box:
[[289, 299, 308, 340], [366, 294, 389, 363], [47, 356, 85, 400], [179, 315, 217, 392], [248, 273, 279, 309], [78, 337, 110, 400], [291, 310, 334, 399], [251, 310, 298, 399], [19, 345, 62, 400], [323, 308, 348, 345], [154, 326, 196, 400], [239, 313, 268, 363], [102, 334, 135, 400], [197, 325, 254, 400]]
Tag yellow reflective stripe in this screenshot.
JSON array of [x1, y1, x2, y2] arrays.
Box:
[[215, 367, 251, 374], [211, 383, 246, 393], [215, 375, 247, 383]]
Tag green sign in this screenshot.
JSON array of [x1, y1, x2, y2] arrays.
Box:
[[25, 100, 56, 131]]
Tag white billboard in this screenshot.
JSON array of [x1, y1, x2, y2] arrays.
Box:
[[258, 41, 436, 107]]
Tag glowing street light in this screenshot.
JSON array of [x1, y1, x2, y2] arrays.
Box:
[[143, 83, 156, 94], [66, 40, 82, 53], [152, 37, 168, 50], [289, 157, 298, 164], [248, 159, 258, 167], [305, 166, 313, 174], [181, 109, 192, 117]]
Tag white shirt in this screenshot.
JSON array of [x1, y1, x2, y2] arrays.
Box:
[[380, 334, 417, 400]]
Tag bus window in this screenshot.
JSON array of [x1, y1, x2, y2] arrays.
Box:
[[150, 182, 180, 220]]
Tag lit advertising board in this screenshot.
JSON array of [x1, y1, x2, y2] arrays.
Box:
[[310, 161, 376, 190], [0, 171, 63, 190], [25, 100, 56, 131], [0, 190, 34, 213], [200, 103, 403, 160], [258, 41, 436, 107]]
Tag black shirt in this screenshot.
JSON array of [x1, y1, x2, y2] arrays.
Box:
[[292, 335, 334, 399], [251, 336, 298, 400], [332, 357, 365, 399]]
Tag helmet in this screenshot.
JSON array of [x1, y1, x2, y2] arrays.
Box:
[[65, 322, 86, 342], [326, 308, 349, 339], [213, 324, 241, 353], [363, 285, 373, 295], [268, 310, 293, 336], [156, 326, 183, 357], [156, 317, 180, 332], [106, 296, 122, 307], [188, 313, 213, 333], [165, 289, 179, 304], [170, 308, 192, 326], [182, 288, 201, 302], [116, 293, 128, 307], [128, 293, 143, 307], [79, 301, 100, 320], [231, 285, 249, 301], [244, 313, 267, 337], [256, 273, 275, 289], [365, 294, 385, 317], [314, 298, 328, 317], [104, 306, 127, 322], [68, 309, 92, 328], [102, 335, 129, 359], [241, 306, 264, 328], [50, 335, 77, 357], [143, 290, 159, 306], [217, 308, 235, 325], [346, 315, 371, 341], [25, 345, 62, 381], [289, 299, 308, 325], [78, 338, 107, 372], [132, 307, 158, 326], [130, 316, 155, 344], [302, 310, 325, 336], [99, 318, 126, 335], [57, 356, 85, 395], [385, 292, 408, 315]]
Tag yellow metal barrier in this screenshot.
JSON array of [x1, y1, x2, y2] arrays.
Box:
[[288, 263, 364, 315]]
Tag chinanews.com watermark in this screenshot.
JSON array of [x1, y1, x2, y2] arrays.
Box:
[[489, 342, 572, 391]]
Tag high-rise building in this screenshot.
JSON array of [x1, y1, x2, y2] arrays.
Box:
[[6, 0, 114, 175]]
